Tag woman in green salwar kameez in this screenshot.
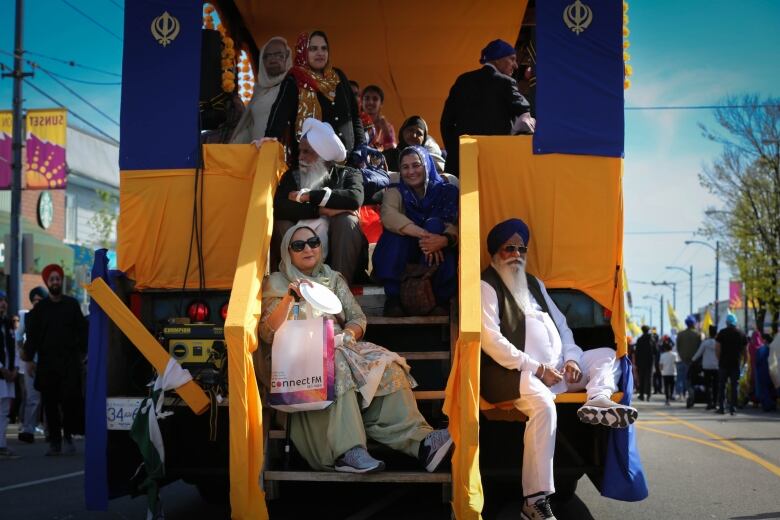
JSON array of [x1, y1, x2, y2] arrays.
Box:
[[258, 224, 453, 473]]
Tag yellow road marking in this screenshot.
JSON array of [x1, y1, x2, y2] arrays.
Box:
[[635, 420, 677, 426], [655, 412, 780, 478], [635, 425, 739, 455]]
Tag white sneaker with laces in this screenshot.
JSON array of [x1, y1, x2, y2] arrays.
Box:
[[577, 395, 638, 428], [521, 496, 557, 520]]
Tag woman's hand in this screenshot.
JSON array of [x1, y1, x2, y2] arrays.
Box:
[[251, 137, 277, 149], [425, 250, 445, 267], [419, 233, 447, 255], [288, 279, 312, 300]]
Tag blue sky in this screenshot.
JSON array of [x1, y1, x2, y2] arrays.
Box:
[[2, 0, 779, 332]]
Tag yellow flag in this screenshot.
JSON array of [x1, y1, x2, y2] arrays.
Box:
[[701, 309, 713, 333], [667, 301, 682, 330]]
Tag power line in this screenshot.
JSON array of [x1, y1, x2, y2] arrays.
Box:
[[36, 66, 119, 127], [108, 0, 123, 10], [625, 104, 780, 111], [1, 48, 121, 78], [38, 69, 120, 86], [60, 0, 123, 42]]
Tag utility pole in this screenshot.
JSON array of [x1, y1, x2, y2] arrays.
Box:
[[667, 265, 693, 316], [2, 0, 33, 314], [714, 241, 720, 328], [651, 280, 676, 310]]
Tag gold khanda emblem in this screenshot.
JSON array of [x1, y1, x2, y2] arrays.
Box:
[[151, 11, 180, 47], [563, 0, 593, 35]]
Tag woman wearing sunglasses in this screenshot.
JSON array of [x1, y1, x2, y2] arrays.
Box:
[[258, 224, 453, 474]]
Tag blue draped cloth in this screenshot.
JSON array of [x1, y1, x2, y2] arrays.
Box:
[[85, 249, 111, 510], [373, 146, 458, 303], [601, 355, 649, 501]]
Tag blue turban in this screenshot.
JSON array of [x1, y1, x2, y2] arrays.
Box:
[[487, 218, 530, 256], [0, 290, 6, 300], [684, 315, 697, 328], [480, 39, 515, 64], [726, 314, 737, 326], [29, 286, 48, 302]]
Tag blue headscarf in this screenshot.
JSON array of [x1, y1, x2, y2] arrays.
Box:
[[396, 146, 458, 226]]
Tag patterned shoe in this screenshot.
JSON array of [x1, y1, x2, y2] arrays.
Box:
[[419, 429, 454, 472], [521, 496, 556, 520], [334, 446, 385, 473], [577, 395, 638, 428]]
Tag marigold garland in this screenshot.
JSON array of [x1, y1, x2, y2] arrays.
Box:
[[203, 3, 236, 94], [623, 1, 632, 90]]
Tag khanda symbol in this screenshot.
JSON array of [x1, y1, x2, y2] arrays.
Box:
[[563, 0, 593, 35], [151, 11, 180, 47]]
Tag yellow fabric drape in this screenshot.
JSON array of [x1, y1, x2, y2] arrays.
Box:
[[118, 145, 269, 289], [232, 0, 528, 145], [443, 136, 626, 519], [224, 143, 286, 520]]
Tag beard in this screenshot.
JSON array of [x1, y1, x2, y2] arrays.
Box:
[[492, 256, 533, 313], [298, 157, 330, 190], [48, 284, 63, 296]]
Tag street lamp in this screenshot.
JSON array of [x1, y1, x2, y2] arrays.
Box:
[[667, 265, 693, 315], [651, 280, 677, 310], [643, 294, 664, 335], [685, 240, 720, 326]]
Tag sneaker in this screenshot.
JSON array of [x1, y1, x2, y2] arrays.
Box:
[[715, 408, 725, 415], [686, 395, 695, 408], [521, 496, 556, 520], [18, 432, 34, 444], [664, 400, 670, 406], [577, 396, 638, 428], [45, 442, 62, 457], [418, 429, 454, 472], [334, 446, 384, 473], [0, 447, 20, 460]]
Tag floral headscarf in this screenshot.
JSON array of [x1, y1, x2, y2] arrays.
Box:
[[264, 224, 338, 298], [287, 31, 341, 141]]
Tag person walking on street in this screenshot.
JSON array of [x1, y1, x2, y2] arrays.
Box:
[[0, 291, 19, 459], [692, 325, 719, 409], [659, 342, 679, 406], [715, 314, 747, 415], [676, 315, 702, 407], [22, 265, 88, 455], [634, 325, 657, 401], [16, 286, 48, 443]]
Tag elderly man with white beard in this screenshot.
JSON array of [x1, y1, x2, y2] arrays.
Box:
[[480, 218, 637, 520], [271, 118, 365, 283]]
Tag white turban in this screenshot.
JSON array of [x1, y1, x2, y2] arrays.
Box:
[[301, 118, 346, 162]]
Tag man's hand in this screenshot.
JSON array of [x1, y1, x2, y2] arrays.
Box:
[[536, 364, 563, 387], [563, 360, 582, 384], [288, 191, 310, 203]]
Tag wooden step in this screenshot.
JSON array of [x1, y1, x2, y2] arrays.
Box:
[[367, 316, 449, 325], [264, 470, 450, 483], [397, 351, 450, 361], [413, 390, 445, 400]]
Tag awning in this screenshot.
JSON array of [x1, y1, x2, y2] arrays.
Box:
[[0, 212, 75, 275]]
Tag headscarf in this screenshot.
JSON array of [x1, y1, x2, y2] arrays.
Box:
[[398, 115, 429, 148], [264, 224, 339, 298], [396, 146, 458, 226], [486, 218, 530, 256], [480, 39, 515, 64], [287, 31, 341, 141], [256, 36, 292, 90]]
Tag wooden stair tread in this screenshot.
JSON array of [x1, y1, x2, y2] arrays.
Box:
[[264, 470, 451, 483], [396, 351, 450, 360], [412, 390, 445, 400], [367, 316, 449, 325]]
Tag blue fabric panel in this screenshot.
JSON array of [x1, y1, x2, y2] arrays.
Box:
[[534, 0, 625, 157], [601, 355, 649, 501], [119, 1, 202, 170], [85, 249, 110, 510]]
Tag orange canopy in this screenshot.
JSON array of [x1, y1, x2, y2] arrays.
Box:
[[233, 0, 528, 144]]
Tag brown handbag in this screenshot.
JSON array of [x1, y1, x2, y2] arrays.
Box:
[[399, 263, 438, 316]]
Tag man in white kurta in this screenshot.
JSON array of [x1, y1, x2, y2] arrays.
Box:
[[480, 218, 637, 520]]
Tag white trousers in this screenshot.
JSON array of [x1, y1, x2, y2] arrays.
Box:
[[21, 373, 41, 434], [0, 398, 11, 449], [512, 347, 620, 497]]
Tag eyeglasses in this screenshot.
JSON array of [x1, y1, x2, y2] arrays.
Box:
[[263, 51, 286, 61], [289, 236, 322, 252], [502, 245, 528, 254]]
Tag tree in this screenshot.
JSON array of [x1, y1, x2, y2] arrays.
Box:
[[699, 94, 780, 332], [88, 188, 119, 250]]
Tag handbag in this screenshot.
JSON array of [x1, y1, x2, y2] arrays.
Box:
[[269, 316, 335, 412], [399, 263, 438, 316]]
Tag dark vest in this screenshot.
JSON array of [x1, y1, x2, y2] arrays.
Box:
[[480, 266, 559, 404]]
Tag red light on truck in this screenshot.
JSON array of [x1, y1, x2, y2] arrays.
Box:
[[187, 301, 210, 322]]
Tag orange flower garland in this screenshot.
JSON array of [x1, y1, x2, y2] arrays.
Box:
[[238, 50, 255, 104], [623, 1, 632, 89], [203, 4, 236, 93]]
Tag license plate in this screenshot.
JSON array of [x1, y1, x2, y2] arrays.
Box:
[[106, 398, 144, 430]]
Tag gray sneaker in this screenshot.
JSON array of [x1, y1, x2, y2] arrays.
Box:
[[334, 446, 384, 473], [521, 497, 556, 520], [418, 429, 453, 472], [577, 396, 638, 429]]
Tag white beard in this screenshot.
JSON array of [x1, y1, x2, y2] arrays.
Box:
[[492, 256, 533, 313], [298, 157, 330, 190]]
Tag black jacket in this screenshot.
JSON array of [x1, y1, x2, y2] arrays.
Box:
[[440, 65, 530, 176], [265, 68, 365, 162], [0, 317, 14, 371], [634, 332, 658, 367], [274, 164, 365, 222]]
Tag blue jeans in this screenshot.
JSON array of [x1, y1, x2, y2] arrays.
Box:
[[675, 362, 690, 396]]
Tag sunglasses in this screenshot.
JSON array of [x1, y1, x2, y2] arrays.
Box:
[[289, 236, 322, 252], [502, 245, 528, 254]]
